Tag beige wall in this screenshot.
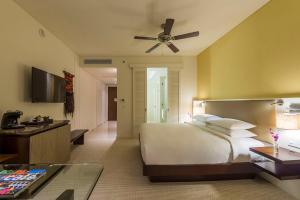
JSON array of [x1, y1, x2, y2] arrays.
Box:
[[0, 0, 196, 139], [80, 56, 197, 138], [180, 57, 197, 122], [0, 0, 107, 132], [77, 68, 97, 130], [0, 0, 78, 128], [96, 81, 107, 125], [0, 0, 197, 137], [74, 66, 108, 131]]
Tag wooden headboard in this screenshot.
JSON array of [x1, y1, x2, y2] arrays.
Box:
[[205, 100, 276, 143]]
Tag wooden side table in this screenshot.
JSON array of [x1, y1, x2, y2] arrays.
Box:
[[250, 147, 300, 180], [0, 154, 17, 164]]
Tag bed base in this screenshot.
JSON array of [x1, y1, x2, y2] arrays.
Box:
[[139, 133, 258, 182], [143, 161, 258, 182]]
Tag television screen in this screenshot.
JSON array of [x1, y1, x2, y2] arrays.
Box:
[[32, 67, 66, 103]]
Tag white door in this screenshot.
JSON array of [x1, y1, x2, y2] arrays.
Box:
[[133, 68, 146, 137], [167, 70, 180, 123]]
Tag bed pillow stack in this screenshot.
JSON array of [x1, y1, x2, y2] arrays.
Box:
[[207, 118, 257, 138], [193, 114, 221, 122]]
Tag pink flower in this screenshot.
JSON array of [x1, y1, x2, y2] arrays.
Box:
[[269, 128, 279, 142]]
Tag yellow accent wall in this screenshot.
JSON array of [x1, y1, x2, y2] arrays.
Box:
[[197, 0, 300, 99]]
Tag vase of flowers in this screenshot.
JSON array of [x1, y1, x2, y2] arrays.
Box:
[[269, 128, 279, 154]]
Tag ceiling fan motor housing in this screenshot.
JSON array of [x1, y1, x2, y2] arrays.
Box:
[[158, 32, 172, 43]]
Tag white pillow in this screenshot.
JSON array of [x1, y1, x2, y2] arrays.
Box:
[[193, 114, 221, 122], [190, 121, 206, 126], [207, 125, 257, 138], [207, 118, 255, 130]]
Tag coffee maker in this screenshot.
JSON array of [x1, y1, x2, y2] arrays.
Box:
[[1, 110, 26, 129]]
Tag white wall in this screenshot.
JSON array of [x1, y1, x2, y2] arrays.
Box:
[[80, 56, 197, 138], [0, 0, 78, 129], [76, 68, 107, 130], [96, 81, 107, 125]]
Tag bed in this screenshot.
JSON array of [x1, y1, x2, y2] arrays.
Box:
[[140, 100, 276, 182]]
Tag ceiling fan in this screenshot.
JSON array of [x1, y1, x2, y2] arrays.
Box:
[[134, 18, 199, 53]]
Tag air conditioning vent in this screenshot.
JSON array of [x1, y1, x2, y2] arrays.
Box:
[[84, 59, 112, 65]]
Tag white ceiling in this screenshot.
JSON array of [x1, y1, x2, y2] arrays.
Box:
[[15, 0, 269, 56], [83, 67, 117, 85]]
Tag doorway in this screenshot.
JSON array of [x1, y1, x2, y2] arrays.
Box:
[[132, 66, 179, 136], [108, 86, 117, 121], [146, 68, 168, 123]]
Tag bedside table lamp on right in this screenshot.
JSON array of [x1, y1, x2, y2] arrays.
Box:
[[276, 112, 300, 149]]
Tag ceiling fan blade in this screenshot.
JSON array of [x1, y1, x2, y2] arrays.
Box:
[[134, 36, 157, 40], [146, 43, 161, 53], [173, 31, 199, 40], [164, 18, 174, 35], [166, 42, 179, 53]]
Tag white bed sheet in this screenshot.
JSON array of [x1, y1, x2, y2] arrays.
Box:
[[140, 122, 266, 165]]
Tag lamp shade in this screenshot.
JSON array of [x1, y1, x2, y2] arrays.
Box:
[[276, 113, 300, 130]]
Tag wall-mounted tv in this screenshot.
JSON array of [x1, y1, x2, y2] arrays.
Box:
[[32, 67, 66, 103]]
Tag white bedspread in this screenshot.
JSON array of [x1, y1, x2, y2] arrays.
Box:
[[140, 122, 265, 165]]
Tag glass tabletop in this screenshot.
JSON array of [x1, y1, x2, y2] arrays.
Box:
[[0, 163, 103, 200]]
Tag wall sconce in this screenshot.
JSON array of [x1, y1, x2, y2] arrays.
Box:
[[192, 100, 205, 116], [271, 99, 284, 106]]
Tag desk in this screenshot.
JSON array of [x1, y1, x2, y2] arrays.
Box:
[[0, 121, 70, 164]]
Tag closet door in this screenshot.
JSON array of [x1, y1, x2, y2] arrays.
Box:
[[133, 68, 146, 136], [167, 70, 180, 123]]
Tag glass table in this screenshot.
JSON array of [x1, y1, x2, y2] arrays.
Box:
[[0, 164, 103, 200]]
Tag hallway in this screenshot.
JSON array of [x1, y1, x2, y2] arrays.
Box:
[[70, 121, 117, 163]]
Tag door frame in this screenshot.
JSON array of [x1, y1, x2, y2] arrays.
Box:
[[131, 63, 182, 128], [167, 68, 181, 123], [132, 68, 147, 136]]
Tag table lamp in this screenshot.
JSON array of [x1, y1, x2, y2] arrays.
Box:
[[276, 113, 300, 130], [276, 112, 300, 149]]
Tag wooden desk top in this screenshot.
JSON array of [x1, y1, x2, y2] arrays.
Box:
[[0, 154, 17, 163], [250, 147, 300, 164], [0, 120, 69, 137]]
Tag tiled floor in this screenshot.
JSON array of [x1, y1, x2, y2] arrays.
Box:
[[69, 121, 117, 164]]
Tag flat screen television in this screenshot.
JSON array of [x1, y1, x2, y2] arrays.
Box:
[[32, 67, 66, 103]]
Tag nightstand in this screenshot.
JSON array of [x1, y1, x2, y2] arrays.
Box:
[[250, 147, 300, 180]]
